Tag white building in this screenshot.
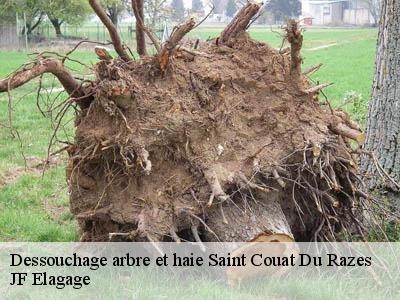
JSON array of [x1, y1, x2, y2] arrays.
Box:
[[301, 0, 378, 26]]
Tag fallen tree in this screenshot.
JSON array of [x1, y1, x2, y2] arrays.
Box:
[[1, 2, 373, 247]]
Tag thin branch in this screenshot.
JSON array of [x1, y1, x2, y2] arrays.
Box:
[[89, 0, 131, 62], [193, 4, 214, 29], [304, 83, 332, 94], [62, 40, 112, 63], [131, 0, 161, 54], [303, 63, 323, 76]]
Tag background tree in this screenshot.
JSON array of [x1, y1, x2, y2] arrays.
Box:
[[208, 0, 227, 14], [366, 0, 381, 26], [44, 0, 91, 36], [171, 0, 185, 21], [0, 1, 18, 23], [0, 0, 46, 36], [144, 0, 170, 30], [225, 0, 237, 17], [192, 0, 204, 12], [362, 0, 400, 203], [267, 0, 301, 21], [101, 0, 127, 26]]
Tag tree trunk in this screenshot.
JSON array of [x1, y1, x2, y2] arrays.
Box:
[[361, 0, 400, 197], [204, 191, 294, 242], [50, 18, 63, 37]]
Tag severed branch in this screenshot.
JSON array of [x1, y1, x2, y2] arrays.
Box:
[[158, 18, 196, 71], [95, 46, 113, 61], [304, 83, 332, 94], [286, 19, 304, 77], [220, 3, 261, 44], [89, 0, 131, 62], [334, 110, 361, 131], [329, 123, 366, 144], [303, 63, 322, 76]]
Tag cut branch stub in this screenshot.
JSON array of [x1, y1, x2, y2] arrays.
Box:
[[158, 18, 196, 71], [89, 0, 131, 62], [303, 63, 322, 76], [329, 123, 366, 143], [95, 46, 113, 61], [220, 3, 262, 44], [286, 19, 303, 77], [304, 83, 332, 94]]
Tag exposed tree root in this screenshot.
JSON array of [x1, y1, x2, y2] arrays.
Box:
[[285, 19, 303, 78], [158, 18, 196, 71], [220, 3, 262, 44]]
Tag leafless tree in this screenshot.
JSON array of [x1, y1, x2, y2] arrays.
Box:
[[366, 0, 381, 26]]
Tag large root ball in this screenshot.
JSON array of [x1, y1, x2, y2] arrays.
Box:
[[67, 23, 365, 244]]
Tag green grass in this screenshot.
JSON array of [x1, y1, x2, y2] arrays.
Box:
[[2, 260, 398, 299], [0, 27, 377, 242], [0, 51, 99, 241]]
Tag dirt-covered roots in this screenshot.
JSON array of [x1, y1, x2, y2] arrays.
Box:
[[69, 135, 364, 243], [276, 142, 364, 241]]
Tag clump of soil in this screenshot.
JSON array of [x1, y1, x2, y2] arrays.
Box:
[[67, 27, 365, 243]]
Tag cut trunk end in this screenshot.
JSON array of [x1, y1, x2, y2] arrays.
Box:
[[204, 191, 294, 286]]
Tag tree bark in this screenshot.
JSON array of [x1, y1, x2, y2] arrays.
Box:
[[220, 3, 261, 44], [132, 0, 148, 57], [362, 0, 400, 194]]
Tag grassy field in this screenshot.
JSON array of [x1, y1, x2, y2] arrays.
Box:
[[0, 27, 378, 242]]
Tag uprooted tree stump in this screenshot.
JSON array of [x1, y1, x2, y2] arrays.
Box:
[[0, 2, 370, 247]]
